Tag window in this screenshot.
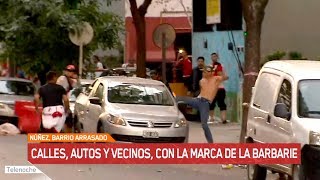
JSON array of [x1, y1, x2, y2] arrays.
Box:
[[108, 83, 174, 106], [0, 80, 35, 96], [216, 0, 243, 31], [69, 84, 91, 102], [298, 80, 320, 118], [193, 0, 212, 32], [253, 72, 281, 112], [94, 84, 104, 99], [85, 80, 98, 95], [277, 79, 292, 112]]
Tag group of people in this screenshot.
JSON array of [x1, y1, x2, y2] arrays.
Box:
[[176, 52, 229, 143], [176, 51, 229, 124], [34, 65, 79, 133]]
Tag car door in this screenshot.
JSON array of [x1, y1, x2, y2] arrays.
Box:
[[248, 71, 282, 143], [77, 80, 99, 132], [269, 77, 294, 143], [86, 83, 105, 132]]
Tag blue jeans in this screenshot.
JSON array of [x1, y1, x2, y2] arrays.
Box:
[[177, 96, 213, 143]]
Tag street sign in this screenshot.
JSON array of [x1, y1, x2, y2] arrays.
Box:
[[152, 23, 176, 83], [153, 23, 176, 49], [69, 22, 94, 77]]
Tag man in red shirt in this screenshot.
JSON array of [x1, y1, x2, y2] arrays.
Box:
[[175, 49, 193, 95], [209, 53, 229, 124]]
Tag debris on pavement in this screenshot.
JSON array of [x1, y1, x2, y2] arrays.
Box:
[[222, 164, 248, 169], [221, 164, 233, 169], [0, 123, 20, 135]]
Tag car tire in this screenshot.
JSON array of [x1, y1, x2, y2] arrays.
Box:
[[247, 164, 267, 180], [97, 120, 108, 133]]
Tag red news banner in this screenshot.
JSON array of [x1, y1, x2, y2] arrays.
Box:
[[27, 134, 301, 164]]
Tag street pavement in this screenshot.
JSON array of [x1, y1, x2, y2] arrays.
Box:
[[0, 122, 281, 180]]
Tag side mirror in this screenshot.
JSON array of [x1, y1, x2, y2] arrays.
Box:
[[89, 97, 102, 106], [274, 103, 290, 120]]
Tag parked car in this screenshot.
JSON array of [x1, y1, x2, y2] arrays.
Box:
[[0, 78, 36, 127], [74, 76, 189, 143], [246, 60, 320, 180], [100, 67, 151, 77]]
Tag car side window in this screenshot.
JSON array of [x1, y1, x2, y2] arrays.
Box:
[[277, 79, 292, 112], [85, 80, 98, 95], [252, 72, 281, 112], [94, 84, 104, 100]]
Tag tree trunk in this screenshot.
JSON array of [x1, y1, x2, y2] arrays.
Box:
[[240, 0, 269, 143], [135, 16, 147, 78], [129, 0, 152, 78]]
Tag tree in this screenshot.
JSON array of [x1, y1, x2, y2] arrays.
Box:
[[0, 0, 123, 78], [240, 0, 269, 143], [128, 0, 152, 78]]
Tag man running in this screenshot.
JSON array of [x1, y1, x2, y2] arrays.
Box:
[[34, 71, 70, 133], [176, 66, 228, 143]]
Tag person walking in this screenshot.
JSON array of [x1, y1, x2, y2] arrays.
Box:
[[93, 55, 104, 78], [209, 53, 229, 124], [56, 65, 78, 132], [192, 56, 205, 96], [176, 65, 228, 143], [34, 71, 70, 133]]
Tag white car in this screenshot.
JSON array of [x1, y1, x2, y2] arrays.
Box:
[[74, 76, 189, 143], [246, 60, 320, 180]]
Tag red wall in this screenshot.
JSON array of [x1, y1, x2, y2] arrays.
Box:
[[125, 17, 191, 63]]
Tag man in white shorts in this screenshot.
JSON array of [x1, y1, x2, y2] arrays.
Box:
[[34, 71, 70, 133]]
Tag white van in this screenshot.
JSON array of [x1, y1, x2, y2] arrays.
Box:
[[246, 60, 320, 180]]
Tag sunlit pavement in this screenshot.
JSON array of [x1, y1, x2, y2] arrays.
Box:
[[0, 122, 281, 180]]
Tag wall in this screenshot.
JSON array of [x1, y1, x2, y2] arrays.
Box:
[[261, 0, 320, 59], [125, 0, 192, 18], [192, 26, 244, 122]]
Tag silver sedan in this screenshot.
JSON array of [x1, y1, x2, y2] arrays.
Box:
[[74, 76, 189, 143]]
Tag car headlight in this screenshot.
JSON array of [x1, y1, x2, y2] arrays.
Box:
[[107, 115, 126, 126], [174, 118, 187, 128], [309, 131, 320, 145]]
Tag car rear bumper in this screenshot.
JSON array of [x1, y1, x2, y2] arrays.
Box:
[[105, 122, 189, 143]]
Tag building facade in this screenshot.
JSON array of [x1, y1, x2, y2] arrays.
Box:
[[192, 0, 244, 122], [125, 0, 192, 66]]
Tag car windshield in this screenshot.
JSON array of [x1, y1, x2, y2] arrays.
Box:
[[0, 80, 35, 96], [298, 80, 320, 118], [108, 83, 174, 106], [70, 84, 91, 102]]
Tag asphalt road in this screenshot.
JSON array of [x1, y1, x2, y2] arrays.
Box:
[[0, 122, 281, 180]]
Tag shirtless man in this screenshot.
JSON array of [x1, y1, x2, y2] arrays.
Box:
[[176, 65, 227, 143]]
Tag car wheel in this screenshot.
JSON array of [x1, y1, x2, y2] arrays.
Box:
[[247, 164, 267, 180], [289, 165, 306, 180], [73, 116, 82, 133], [97, 120, 109, 133]]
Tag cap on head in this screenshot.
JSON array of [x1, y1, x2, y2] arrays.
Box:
[[65, 65, 76, 72]]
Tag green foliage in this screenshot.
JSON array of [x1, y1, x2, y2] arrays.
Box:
[[0, 0, 123, 75], [265, 51, 286, 61], [289, 51, 303, 60]]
